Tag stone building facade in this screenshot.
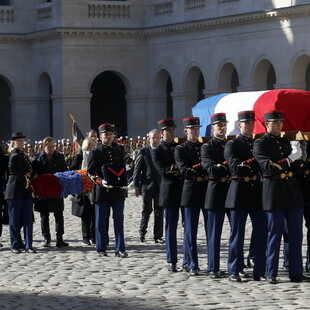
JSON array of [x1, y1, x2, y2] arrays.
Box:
[[0, 0, 310, 140]]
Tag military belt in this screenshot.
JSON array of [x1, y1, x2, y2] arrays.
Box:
[[264, 171, 294, 180], [233, 175, 260, 182], [209, 176, 232, 183], [192, 176, 208, 182]]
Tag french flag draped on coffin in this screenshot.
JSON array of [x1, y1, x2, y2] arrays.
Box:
[[192, 89, 310, 136]]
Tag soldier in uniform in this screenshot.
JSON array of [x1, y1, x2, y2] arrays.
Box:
[[151, 118, 185, 272], [87, 123, 128, 258], [132, 129, 164, 244], [5, 132, 35, 253], [224, 111, 267, 282], [0, 145, 9, 248], [201, 113, 231, 279], [253, 110, 304, 284], [174, 117, 208, 276]]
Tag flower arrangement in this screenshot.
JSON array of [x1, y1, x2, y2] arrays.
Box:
[[32, 174, 63, 198], [32, 169, 94, 198], [77, 169, 94, 192]]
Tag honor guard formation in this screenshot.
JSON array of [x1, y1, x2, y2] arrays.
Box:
[[1, 110, 310, 285]]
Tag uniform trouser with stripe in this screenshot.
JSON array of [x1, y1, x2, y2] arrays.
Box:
[[7, 198, 33, 250], [228, 209, 267, 277], [183, 206, 208, 270], [95, 201, 125, 253], [266, 208, 303, 278], [164, 206, 187, 265]]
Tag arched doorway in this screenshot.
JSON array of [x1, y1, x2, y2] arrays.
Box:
[[90, 71, 127, 136], [218, 62, 239, 93], [253, 59, 276, 90], [153, 69, 174, 120], [306, 63, 310, 91], [38, 72, 53, 137], [291, 55, 310, 91], [166, 76, 173, 118], [0, 75, 11, 140]]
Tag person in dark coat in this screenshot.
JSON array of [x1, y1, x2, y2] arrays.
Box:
[[224, 111, 267, 282], [87, 123, 128, 258], [151, 118, 185, 272], [253, 110, 304, 284], [0, 146, 9, 248], [70, 136, 98, 245], [201, 113, 231, 279], [132, 129, 164, 243], [32, 136, 69, 248], [5, 132, 35, 253], [174, 117, 208, 276]]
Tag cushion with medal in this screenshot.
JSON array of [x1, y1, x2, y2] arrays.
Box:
[[102, 164, 128, 187]]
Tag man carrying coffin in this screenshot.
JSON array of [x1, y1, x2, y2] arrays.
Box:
[[224, 111, 267, 282], [253, 110, 304, 284]]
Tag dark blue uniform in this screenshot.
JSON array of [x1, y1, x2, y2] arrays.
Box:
[[253, 133, 304, 281], [201, 137, 231, 274], [151, 140, 185, 266], [5, 148, 33, 252], [87, 144, 127, 254], [174, 140, 208, 271], [224, 134, 267, 279]]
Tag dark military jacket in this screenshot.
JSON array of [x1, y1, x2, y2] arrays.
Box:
[[32, 151, 67, 212], [5, 148, 33, 200], [87, 144, 126, 204], [253, 132, 304, 211], [174, 140, 208, 207], [132, 145, 161, 193], [292, 142, 310, 203], [224, 134, 262, 210], [201, 137, 231, 210], [151, 140, 183, 207]]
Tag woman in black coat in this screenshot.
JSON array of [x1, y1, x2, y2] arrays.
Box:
[[5, 132, 35, 253], [70, 137, 97, 245]]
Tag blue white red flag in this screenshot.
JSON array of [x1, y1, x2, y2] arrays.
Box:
[[192, 89, 310, 136], [70, 113, 84, 153]]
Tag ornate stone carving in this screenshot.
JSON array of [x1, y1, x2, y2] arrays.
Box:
[[0, 7, 13, 23], [88, 2, 130, 19], [185, 0, 205, 11], [154, 1, 173, 16]]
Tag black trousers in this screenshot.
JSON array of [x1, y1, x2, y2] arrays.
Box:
[[40, 207, 64, 242], [139, 186, 163, 240], [81, 196, 96, 242]]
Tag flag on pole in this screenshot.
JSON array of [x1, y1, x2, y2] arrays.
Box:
[[70, 113, 85, 153]]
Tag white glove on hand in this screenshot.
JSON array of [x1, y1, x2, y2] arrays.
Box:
[[300, 141, 308, 161], [288, 140, 302, 162]]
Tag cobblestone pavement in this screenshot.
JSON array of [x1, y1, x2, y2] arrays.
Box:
[[1, 193, 310, 310]]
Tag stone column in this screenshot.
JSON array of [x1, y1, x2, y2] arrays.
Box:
[[126, 94, 151, 137], [171, 91, 197, 137], [52, 92, 92, 140]]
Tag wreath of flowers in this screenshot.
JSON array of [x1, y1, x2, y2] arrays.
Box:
[[32, 174, 63, 198], [32, 169, 94, 198]]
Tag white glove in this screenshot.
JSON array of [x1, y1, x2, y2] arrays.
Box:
[[300, 141, 308, 161], [288, 141, 302, 162]]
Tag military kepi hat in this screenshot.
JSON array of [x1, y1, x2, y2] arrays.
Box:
[[238, 110, 255, 122], [11, 132, 26, 140], [183, 117, 201, 128], [157, 118, 176, 130], [210, 113, 227, 125], [98, 123, 115, 133], [264, 110, 284, 122]]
